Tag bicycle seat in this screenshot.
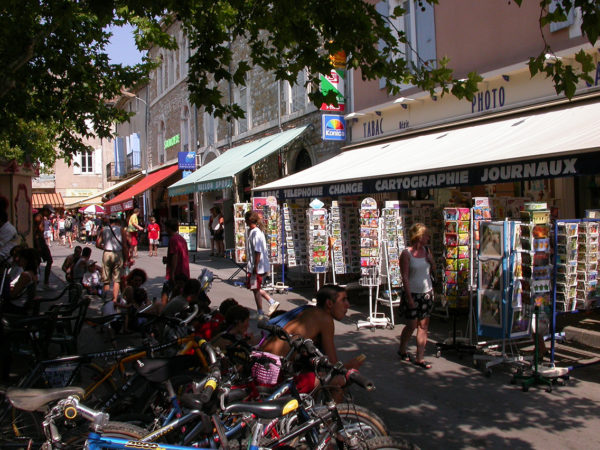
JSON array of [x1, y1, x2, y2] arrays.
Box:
[[223, 396, 298, 420], [7, 386, 85, 412]]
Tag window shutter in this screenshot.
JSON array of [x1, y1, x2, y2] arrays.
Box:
[[73, 152, 81, 174], [94, 147, 102, 174], [549, 0, 574, 32], [376, 1, 389, 90], [415, 0, 436, 69]]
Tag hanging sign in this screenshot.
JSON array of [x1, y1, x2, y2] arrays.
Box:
[[178, 152, 196, 170], [320, 69, 345, 112], [321, 114, 346, 141]]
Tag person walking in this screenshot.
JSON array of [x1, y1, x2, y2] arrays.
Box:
[[208, 207, 224, 257], [161, 218, 190, 305], [96, 215, 129, 306], [127, 208, 144, 258], [85, 216, 94, 245], [33, 204, 54, 289], [147, 216, 160, 257], [64, 212, 74, 248], [397, 223, 436, 370], [58, 214, 66, 246], [244, 211, 279, 320]]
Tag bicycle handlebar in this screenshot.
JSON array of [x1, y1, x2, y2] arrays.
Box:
[[257, 320, 375, 391]]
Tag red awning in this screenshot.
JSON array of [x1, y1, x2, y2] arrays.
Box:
[[32, 192, 64, 209], [104, 165, 179, 214]]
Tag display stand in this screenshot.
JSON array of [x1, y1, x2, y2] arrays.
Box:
[[473, 220, 532, 374], [307, 200, 329, 301], [436, 206, 479, 357], [356, 198, 390, 330]]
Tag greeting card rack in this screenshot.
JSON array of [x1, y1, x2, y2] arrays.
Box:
[[357, 198, 389, 330]]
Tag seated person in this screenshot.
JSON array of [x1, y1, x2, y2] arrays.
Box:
[[162, 277, 210, 318], [122, 268, 148, 306], [71, 246, 93, 284], [6, 248, 39, 314], [194, 297, 238, 340], [82, 260, 102, 295], [260, 285, 364, 401], [61, 246, 82, 282], [210, 305, 259, 372]]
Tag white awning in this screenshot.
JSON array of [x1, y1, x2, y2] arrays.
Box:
[[254, 101, 600, 199], [65, 173, 144, 208]]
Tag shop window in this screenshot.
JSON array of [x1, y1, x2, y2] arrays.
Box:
[[158, 121, 166, 164], [378, 0, 436, 90], [235, 81, 250, 135], [288, 70, 308, 114]]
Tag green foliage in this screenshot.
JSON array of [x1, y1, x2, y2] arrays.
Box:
[[0, 0, 599, 167]]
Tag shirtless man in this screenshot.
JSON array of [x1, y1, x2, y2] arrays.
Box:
[[261, 284, 363, 400]]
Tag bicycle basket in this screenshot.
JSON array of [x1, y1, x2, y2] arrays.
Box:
[[250, 351, 282, 386]]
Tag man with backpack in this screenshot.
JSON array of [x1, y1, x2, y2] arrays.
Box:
[[96, 215, 129, 306]]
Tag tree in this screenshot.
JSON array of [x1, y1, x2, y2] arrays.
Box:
[[0, 0, 599, 166]]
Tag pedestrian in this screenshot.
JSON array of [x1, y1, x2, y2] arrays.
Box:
[[52, 214, 59, 243], [85, 216, 94, 245], [161, 218, 189, 305], [212, 207, 225, 257], [57, 214, 66, 246], [244, 211, 279, 320], [397, 223, 436, 370], [96, 215, 129, 306], [127, 208, 144, 259], [64, 212, 74, 248], [147, 216, 160, 257], [43, 215, 52, 247], [33, 204, 55, 289]]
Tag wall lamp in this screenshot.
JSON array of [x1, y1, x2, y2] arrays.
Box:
[[502, 74, 510, 82]]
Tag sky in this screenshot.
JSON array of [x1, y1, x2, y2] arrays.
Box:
[[106, 24, 145, 66]]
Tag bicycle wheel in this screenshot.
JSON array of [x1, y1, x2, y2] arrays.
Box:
[[0, 400, 44, 448], [336, 403, 389, 440]]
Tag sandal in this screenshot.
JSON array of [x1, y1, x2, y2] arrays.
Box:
[[397, 350, 411, 362], [413, 360, 432, 370]]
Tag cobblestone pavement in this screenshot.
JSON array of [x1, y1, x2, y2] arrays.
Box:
[[33, 242, 600, 449]]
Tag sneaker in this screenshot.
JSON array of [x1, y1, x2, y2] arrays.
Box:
[[267, 301, 280, 317]]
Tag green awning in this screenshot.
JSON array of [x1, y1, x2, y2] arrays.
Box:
[[168, 125, 308, 196]]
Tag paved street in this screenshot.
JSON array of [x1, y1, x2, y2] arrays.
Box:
[[39, 242, 600, 450]]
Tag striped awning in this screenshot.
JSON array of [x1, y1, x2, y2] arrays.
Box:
[[32, 192, 64, 209]]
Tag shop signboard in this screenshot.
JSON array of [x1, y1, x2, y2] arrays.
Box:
[[320, 69, 345, 112], [256, 151, 600, 199], [179, 224, 197, 251], [164, 134, 180, 149], [178, 152, 196, 170], [321, 114, 346, 141]]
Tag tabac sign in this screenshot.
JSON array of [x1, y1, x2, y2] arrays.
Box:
[[256, 152, 600, 199]]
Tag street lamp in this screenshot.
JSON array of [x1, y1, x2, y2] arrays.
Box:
[[122, 89, 150, 222]]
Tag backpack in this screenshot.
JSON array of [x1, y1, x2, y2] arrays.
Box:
[[65, 216, 73, 230]]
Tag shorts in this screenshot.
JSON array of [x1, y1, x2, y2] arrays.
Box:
[[102, 251, 124, 285], [246, 273, 263, 290], [59, 230, 65, 237], [149, 238, 159, 245], [403, 291, 434, 321], [213, 229, 224, 242], [44, 230, 52, 239], [130, 231, 138, 247]]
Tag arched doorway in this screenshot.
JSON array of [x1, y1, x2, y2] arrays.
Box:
[[294, 148, 312, 174]]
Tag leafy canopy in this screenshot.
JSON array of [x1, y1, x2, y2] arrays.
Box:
[[0, 0, 599, 166]]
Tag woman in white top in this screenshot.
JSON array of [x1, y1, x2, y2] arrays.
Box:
[[398, 223, 436, 369]]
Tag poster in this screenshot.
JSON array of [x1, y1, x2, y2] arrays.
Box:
[[478, 289, 502, 328], [479, 222, 503, 257]]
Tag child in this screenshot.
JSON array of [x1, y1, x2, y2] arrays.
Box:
[[82, 260, 102, 295], [147, 216, 160, 257]]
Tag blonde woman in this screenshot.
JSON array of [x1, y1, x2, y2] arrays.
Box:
[[398, 223, 436, 369]]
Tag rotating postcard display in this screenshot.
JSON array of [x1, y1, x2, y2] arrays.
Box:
[[477, 221, 508, 339], [307, 203, 329, 274], [253, 196, 282, 265], [576, 221, 599, 309], [443, 207, 471, 308], [234, 203, 251, 264], [555, 222, 579, 311], [282, 203, 298, 267], [359, 197, 381, 285], [380, 203, 406, 289], [329, 201, 346, 275]]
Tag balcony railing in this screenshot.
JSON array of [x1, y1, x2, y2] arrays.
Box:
[[106, 161, 126, 182], [126, 151, 142, 174]]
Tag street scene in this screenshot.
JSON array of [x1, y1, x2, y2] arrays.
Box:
[[2, 1, 600, 449]]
